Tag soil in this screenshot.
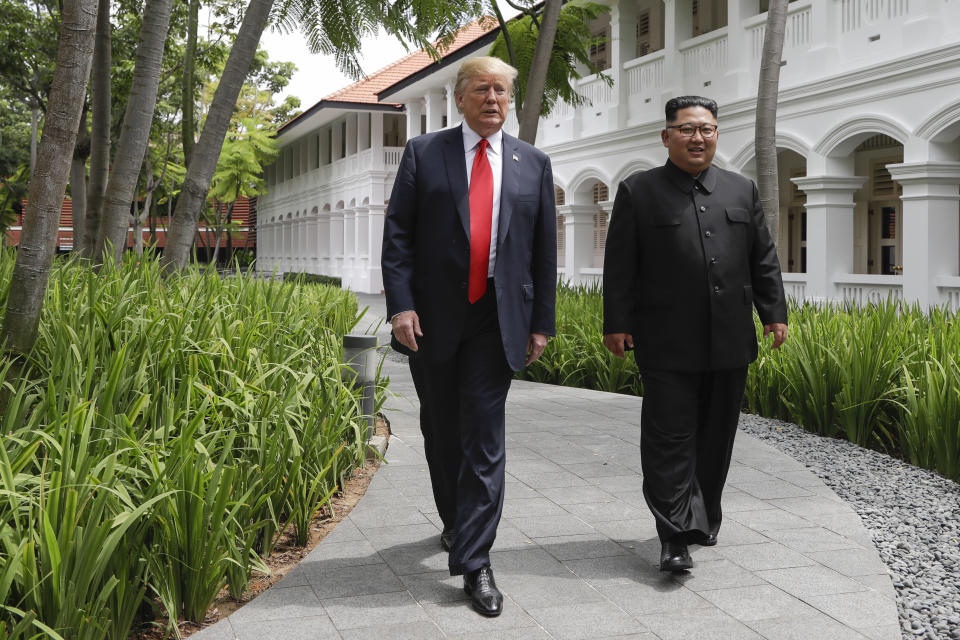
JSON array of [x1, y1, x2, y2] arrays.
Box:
[[131, 415, 390, 639]]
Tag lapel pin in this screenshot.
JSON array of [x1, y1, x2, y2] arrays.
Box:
[[512, 153, 520, 163]]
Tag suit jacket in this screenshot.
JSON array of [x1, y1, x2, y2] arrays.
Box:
[[381, 125, 557, 372], [603, 160, 787, 372]]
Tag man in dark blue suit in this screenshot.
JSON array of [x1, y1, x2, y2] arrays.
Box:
[[381, 57, 557, 617]]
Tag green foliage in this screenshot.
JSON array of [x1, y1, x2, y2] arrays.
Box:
[[525, 283, 960, 483], [489, 2, 612, 115], [210, 119, 279, 205], [283, 272, 343, 288], [0, 165, 28, 237], [0, 251, 385, 636]]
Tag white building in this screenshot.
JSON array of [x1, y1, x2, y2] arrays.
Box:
[[257, 1, 960, 309]]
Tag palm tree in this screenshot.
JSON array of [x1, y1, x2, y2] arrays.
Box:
[[755, 0, 789, 246], [1, 0, 98, 356], [95, 0, 175, 265]]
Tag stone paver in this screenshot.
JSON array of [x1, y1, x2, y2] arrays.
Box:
[[193, 294, 897, 639]]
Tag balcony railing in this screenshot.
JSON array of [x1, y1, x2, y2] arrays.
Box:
[[679, 29, 729, 78], [835, 274, 903, 306], [625, 50, 665, 96], [745, 1, 813, 59]]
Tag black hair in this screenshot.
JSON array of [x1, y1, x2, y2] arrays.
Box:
[[665, 96, 718, 123]]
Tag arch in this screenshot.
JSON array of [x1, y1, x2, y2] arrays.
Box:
[[728, 132, 812, 172], [335, 200, 345, 210], [271, 216, 276, 222], [322, 203, 331, 212], [349, 198, 356, 208], [567, 168, 612, 205], [915, 101, 960, 143], [311, 206, 319, 216], [362, 196, 370, 205], [611, 159, 658, 187], [286, 212, 292, 219], [814, 114, 910, 158], [295, 210, 300, 218]]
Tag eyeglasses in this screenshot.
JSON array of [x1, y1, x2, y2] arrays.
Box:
[[667, 123, 718, 138]]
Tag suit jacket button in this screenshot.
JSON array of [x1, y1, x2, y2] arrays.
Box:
[[699, 206, 706, 212], [705, 231, 712, 237], [710, 257, 718, 265], [713, 286, 720, 293]]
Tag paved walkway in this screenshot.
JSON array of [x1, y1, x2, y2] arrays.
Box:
[[194, 295, 900, 640]]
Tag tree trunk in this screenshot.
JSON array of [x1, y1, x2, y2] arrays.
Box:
[[182, 0, 199, 165], [1, 0, 98, 357], [160, 0, 275, 275], [516, 0, 561, 146], [80, 0, 111, 259], [29, 102, 40, 178], [95, 0, 174, 265], [70, 108, 90, 254], [133, 197, 143, 255], [755, 0, 788, 248]]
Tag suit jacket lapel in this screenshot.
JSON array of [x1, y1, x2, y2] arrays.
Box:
[[442, 126, 470, 237], [498, 133, 520, 248]]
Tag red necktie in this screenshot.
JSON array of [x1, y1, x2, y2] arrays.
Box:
[[468, 139, 493, 303]]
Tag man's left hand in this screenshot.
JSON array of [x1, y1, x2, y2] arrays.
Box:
[[763, 322, 788, 349], [525, 333, 548, 366]]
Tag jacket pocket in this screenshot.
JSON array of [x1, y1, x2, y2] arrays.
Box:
[[726, 207, 750, 223], [743, 285, 753, 305], [521, 283, 535, 301]]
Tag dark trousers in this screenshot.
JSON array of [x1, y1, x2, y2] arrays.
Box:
[[408, 284, 513, 576], [638, 366, 748, 542]]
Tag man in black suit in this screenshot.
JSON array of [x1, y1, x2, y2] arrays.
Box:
[[381, 56, 557, 616], [602, 96, 787, 572]]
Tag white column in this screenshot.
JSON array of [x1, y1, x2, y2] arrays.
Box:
[[425, 90, 444, 133], [887, 162, 960, 307], [346, 114, 358, 156], [358, 113, 370, 151], [791, 175, 866, 302], [406, 100, 423, 141], [559, 204, 597, 285], [307, 210, 319, 274], [343, 207, 356, 286], [724, 0, 751, 97], [371, 112, 384, 155], [367, 203, 386, 293], [610, 1, 636, 129], [660, 0, 681, 103], [318, 210, 331, 275], [445, 82, 457, 127], [330, 210, 344, 277], [354, 205, 370, 292], [806, 0, 841, 71], [332, 123, 344, 161]]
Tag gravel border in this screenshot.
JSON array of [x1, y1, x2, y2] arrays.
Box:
[[739, 414, 960, 640]]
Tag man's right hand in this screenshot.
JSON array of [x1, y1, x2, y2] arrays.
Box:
[[392, 310, 423, 352], [603, 333, 634, 359]]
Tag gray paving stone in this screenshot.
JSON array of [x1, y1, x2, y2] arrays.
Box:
[[671, 559, 767, 592], [421, 598, 540, 635], [771, 495, 851, 517], [756, 565, 869, 598], [445, 627, 554, 640], [527, 601, 647, 639], [502, 497, 570, 518], [227, 585, 324, 623], [347, 504, 432, 528], [711, 520, 770, 546], [301, 539, 382, 569], [697, 584, 817, 621], [727, 507, 814, 532], [490, 521, 537, 551], [338, 621, 445, 640], [805, 548, 889, 577], [323, 517, 365, 543], [561, 499, 647, 524], [501, 571, 609, 609], [588, 474, 646, 496], [377, 541, 450, 575], [637, 608, 764, 640], [360, 522, 440, 549], [858, 623, 902, 640], [535, 533, 631, 561], [562, 461, 636, 478], [537, 484, 617, 505], [598, 579, 713, 617], [852, 572, 897, 600], [592, 518, 660, 544], [769, 469, 829, 487], [803, 590, 901, 629], [762, 526, 863, 553], [510, 470, 592, 488], [231, 615, 340, 640], [745, 612, 871, 640], [320, 590, 431, 629], [720, 490, 780, 513], [189, 620, 236, 640], [563, 553, 659, 588], [731, 480, 816, 500], [508, 514, 596, 537], [714, 541, 817, 571], [303, 562, 406, 599], [399, 570, 470, 604]]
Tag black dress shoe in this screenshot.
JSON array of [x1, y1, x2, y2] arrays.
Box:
[[463, 566, 503, 617], [659, 540, 693, 572], [440, 528, 456, 552], [689, 531, 717, 547]]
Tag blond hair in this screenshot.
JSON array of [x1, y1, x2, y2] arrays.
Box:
[[454, 57, 518, 98]]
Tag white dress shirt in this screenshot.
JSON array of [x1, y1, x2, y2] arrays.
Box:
[[462, 122, 503, 277]]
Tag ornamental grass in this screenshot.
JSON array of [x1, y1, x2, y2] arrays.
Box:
[[0, 252, 384, 638], [519, 282, 960, 483]]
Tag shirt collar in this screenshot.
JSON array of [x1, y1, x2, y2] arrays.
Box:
[[665, 159, 716, 194], [462, 121, 502, 155]]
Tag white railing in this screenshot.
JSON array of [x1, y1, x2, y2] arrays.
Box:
[[841, 0, 912, 32], [835, 274, 903, 306], [936, 276, 960, 311], [746, 2, 813, 59], [680, 30, 729, 77], [549, 100, 573, 120], [577, 73, 615, 107], [624, 50, 665, 96], [384, 147, 404, 166], [781, 272, 808, 301]]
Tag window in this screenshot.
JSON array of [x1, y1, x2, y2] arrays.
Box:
[[592, 183, 609, 204], [636, 11, 651, 57], [589, 29, 609, 71]]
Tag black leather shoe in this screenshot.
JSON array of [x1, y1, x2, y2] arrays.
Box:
[[463, 566, 503, 617], [689, 531, 717, 547], [659, 540, 693, 572], [440, 528, 456, 552]]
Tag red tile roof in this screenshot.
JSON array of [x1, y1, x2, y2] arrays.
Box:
[[322, 18, 498, 106]]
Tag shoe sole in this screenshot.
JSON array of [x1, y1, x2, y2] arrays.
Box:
[[659, 561, 693, 572]]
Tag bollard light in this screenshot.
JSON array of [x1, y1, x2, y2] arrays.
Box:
[[342, 334, 378, 440]]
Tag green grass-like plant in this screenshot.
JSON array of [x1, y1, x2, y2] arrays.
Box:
[[0, 251, 383, 637]]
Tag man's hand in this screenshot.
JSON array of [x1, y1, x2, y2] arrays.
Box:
[[525, 333, 548, 366], [763, 322, 788, 349], [603, 333, 634, 359], [392, 310, 423, 352]]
